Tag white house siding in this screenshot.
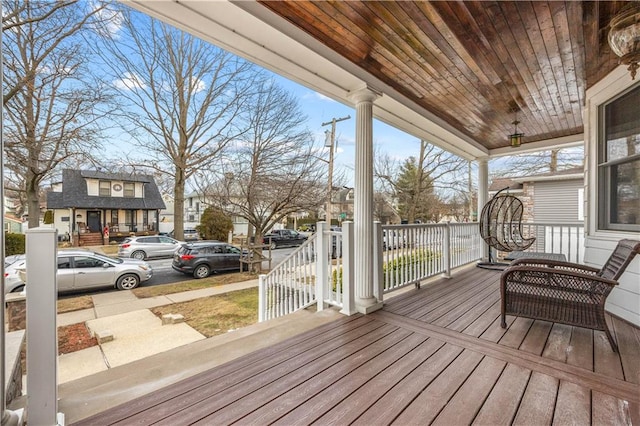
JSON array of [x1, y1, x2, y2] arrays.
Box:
[[52, 208, 73, 236], [532, 179, 585, 261], [584, 66, 640, 327], [584, 237, 640, 326], [533, 179, 583, 223]]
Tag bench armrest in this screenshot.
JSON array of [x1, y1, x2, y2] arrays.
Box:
[[508, 258, 600, 275], [502, 265, 618, 299]]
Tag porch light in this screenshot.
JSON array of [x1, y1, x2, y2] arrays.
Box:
[[608, 3, 640, 80], [508, 111, 523, 148]]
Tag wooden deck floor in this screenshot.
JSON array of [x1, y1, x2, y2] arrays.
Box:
[[73, 267, 640, 425]]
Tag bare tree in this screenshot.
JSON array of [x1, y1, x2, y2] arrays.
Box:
[[2, 0, 112, 227], [2, 0, 85, 105], [373, 191, 399, 224], [92, 7, 258, 240], [491, 147, 584, 177], [200, 79, 326, 269], [375, 140, 468, 222]]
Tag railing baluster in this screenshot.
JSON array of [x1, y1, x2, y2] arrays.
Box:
[[259, 221, 583, 321]]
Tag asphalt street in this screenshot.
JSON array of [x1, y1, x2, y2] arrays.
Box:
[[144, 245, 296, 286], [56, 245, 297, 299]]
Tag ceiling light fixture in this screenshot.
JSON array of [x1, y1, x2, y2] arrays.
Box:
[[608, 3, 640, 80], [509, 111, 523, 148]]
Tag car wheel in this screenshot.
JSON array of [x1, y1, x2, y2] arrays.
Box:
[[11, 284, 25, 293], [116, 274, 140, 290], [270, 242, 277, 250], [193, 264, 210, 279], [131, 250, 146, 260]]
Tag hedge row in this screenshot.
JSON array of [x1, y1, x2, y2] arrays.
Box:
[[5, 233, 26, 256]]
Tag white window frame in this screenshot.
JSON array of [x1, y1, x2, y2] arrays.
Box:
[[585, 66, 639, 237], [597, 84, 640, 232], [99, 181, 111, 197], [123, 182, 135, 198]]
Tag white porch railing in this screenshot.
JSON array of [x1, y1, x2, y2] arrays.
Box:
[[516, 222, 585, 263], [258, 233, 318, 322], [258, 221, 584, 321], [379, 222, 483, 293]]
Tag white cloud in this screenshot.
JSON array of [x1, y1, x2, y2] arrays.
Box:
[[191, 77, 206, 93], [92, 5, 123, 39], [314, 92, 335, 102], [301, 90, 336, 103], [113, 72, 146, 90]]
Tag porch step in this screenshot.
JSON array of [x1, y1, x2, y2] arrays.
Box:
[[79, 233, 104, 246]]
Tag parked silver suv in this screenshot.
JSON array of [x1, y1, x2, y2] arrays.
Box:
[[168, 229, 200, 242], [118, 235, 182, 260], [18, 250, 152, 292]]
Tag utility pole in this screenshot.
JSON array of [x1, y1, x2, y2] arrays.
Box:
[[322, 115, 350, 226]]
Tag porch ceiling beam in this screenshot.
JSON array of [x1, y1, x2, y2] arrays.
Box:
[[488, 133, 584, 158]]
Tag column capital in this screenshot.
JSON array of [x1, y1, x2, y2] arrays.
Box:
[[348, 85, 382, 104]]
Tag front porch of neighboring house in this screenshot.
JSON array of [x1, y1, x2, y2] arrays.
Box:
[[69, 208, 161, 246]]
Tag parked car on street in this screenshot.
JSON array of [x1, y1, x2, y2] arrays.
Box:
[[4, 255, 26, 294], [172, 241, 247, 278], [17, 250, 152, 292], [118, 235, 182, 260], [168, 229, 200, 242], [383, 229, 405, 250], [263, 229, 307, 249]]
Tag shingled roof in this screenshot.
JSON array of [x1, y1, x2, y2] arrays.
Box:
[[47, 169, 166, 210]]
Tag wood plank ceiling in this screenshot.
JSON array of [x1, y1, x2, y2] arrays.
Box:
[[259, 1, 629, 151]]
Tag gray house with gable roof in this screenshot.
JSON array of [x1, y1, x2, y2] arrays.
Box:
[[47, 169, 166, 245]]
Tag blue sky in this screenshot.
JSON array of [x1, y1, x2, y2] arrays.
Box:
[[269, 74, 427, 179], [95, 4, 428, 191]]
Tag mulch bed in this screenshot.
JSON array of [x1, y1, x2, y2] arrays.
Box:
[[58, 323, 98, 355]]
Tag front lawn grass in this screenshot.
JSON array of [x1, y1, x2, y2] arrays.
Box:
[[151, 287, 258, 337], [57, 296, 94, 313], [132, 272, 256, 298]]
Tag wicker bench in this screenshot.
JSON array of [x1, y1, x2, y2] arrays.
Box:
[[500, 239, 640, 352]]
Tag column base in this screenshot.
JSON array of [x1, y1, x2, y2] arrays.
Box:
[[355, 298, 383, 314]]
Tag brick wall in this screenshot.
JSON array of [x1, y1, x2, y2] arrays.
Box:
[[6, 294, 26, 332], [521, 183, 534, 222]]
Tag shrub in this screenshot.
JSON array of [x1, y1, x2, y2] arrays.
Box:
[[43, 210, 54, 224], [5, 233, 26, 255], [383, 249, 437, 275], [197, 207, 233, 241]]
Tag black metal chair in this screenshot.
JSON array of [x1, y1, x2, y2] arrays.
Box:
[[477, 188, 536, 270]]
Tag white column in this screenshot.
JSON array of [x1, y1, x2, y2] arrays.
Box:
[[315, 221, 328, 312], [477, 158, 489, 261], [348, 86, 383, 314], [340, 221, 356, 315], [26, 227, 61, 426]]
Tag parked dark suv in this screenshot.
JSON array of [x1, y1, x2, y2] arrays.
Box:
[[172, 241, 246, 278], [262, 229, 307, 249]]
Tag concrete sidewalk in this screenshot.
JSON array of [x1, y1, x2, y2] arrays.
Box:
[[56, 279, 259, 384], [57, 279, 259, 326]]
